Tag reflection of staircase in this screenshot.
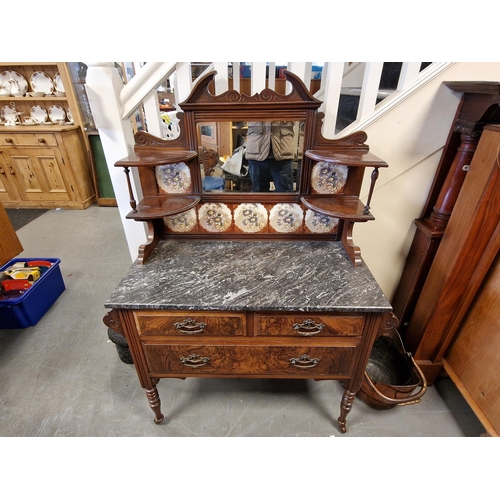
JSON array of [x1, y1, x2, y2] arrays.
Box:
[[336, 62, 432, 132]]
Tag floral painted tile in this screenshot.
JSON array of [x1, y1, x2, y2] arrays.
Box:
[[269, 203, 303, 233], [234, 203, 268, 233], [311, 162, 348, 194], [156, 162, 192, 193], [305, 209, 339, 233], [198, 203, 232, 232], [165, 208, 197, 233]]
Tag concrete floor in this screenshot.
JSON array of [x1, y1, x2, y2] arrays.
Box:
[[0, 205, 486, 438]]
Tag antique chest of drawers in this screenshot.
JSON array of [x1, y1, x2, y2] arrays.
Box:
[[105, 69, 392, 433], [105, 240, 392, 433]]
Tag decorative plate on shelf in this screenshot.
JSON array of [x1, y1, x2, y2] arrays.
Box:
[[305, 209, 339, 233], [30, 71, 54, 94], [30, 105, 48, 124], [54, 72, 65, 93], [234, 203, 268, 233], [155, 162, 192, 193], [66, 108, 73, 123], [9, 71, 28, 94], [198, 203, 232, 232], [1, 104, 20, 123], [0, 71, 12, 92], [269, 203, 303, 233], [311, 162, 348, 194], [165, 208, 197, 233], [48, 105, 66, 123]]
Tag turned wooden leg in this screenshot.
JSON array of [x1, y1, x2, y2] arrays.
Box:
[[145, 387, 164, 424], [338, 388, 356, 433]]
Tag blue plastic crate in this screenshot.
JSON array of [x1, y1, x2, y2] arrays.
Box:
[[0, 258, 65, 329]]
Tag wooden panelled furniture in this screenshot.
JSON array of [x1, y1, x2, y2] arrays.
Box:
[[391, 82, 500, 435], [403, 124, 500, 436], [0, 63, 95, 209], [104, 71, 393, 433], [393, 82, 500, 335], [0, 200, 23, 267]]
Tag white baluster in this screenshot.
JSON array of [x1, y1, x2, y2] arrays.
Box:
[[213, 62, 229, 94], [357, 62, 384, 121], [287, 62, 312, 93], [319, 62, 345, 138], [232, 62, 240, 93], [251, 62, 267, 94], [397, 62, 422, 91]]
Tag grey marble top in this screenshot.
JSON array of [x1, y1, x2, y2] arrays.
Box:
[[105, 240, 392, 313]]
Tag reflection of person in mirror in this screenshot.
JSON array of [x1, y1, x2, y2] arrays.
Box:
[[246, 121, 295, 192]]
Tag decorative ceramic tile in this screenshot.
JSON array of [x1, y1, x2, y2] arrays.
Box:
[[311, 162, 348, 194], [269, 203, 303, 233], [198, 203, 232, 232], [305, 209, 339, 233], [234, 203, 268, 233], [165, 208, 197, 232], [156, 162, 192, 193]]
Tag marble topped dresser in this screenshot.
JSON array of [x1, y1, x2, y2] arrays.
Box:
[[105, 69, 393, 433], [105, 239, 392, 432]]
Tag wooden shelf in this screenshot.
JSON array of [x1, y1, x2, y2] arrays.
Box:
[[300, 196, 374, 221], [0, 96, 68, 101], [305, 150, 388, 168], [115, 150, 197, 168], [126, 195, 201, 220], [0, 124, 78, 132]]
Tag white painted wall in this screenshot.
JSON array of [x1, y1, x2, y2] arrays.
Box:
[[353, 62, 500, 301]]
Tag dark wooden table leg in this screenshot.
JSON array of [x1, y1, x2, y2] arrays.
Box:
[[146, 386, 164, 424], [338, 388, 356, 433]]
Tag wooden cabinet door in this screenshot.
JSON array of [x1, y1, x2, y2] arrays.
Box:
[[0, 153, 22, 202], [6, 148, 71, 202]]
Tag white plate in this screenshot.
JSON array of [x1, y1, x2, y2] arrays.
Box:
[[1, 104, 20, 123], [30, 71, 54, 94], [66, 108, 73, 123], [48, 105, 66, 123], [0, 71, 12, 92], [9, 71, 28, 94], [30, 105, 48, 124], [54, 72, 65, 93], [0, 71, 10, 95]]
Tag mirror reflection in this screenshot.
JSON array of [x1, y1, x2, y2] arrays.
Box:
[[199, 121, 304, 193]]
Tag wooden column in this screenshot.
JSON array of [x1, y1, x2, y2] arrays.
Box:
[[392, 82, 500, 337], [392, 132, 479, 331], [403, 124, 500, 383]]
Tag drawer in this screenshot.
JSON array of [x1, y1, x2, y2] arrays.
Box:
[[142, 344, 356, 377], [133, 310, 246, 337], [1, 133, 58, 147], [255, 313, 364, 337]]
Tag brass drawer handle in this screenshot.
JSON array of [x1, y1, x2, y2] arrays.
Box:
[[5, 138, 13, 144], [293, 319, 325, 336], [37, 138, 46, 143], [290, 354, 320, 369], [174, 318, 207, 334], [180, 353, 210, 368]]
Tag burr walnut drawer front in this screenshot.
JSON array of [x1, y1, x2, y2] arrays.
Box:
[[133, 311, 246, 337], [142, 344, 357, 377], [255, 313, 365, 337], [1, 133, 58, 147]]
